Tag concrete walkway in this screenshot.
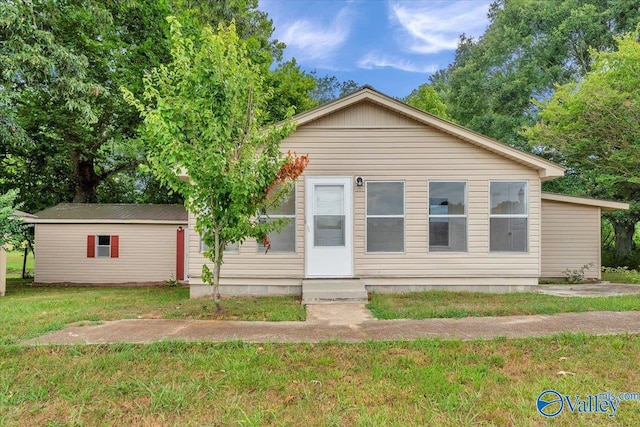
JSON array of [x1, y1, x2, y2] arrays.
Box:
[[536, 283, 640, 297], [24, 304, 640, 345]]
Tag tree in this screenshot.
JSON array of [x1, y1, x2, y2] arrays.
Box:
[[124, 18, 308, 304], [1, 0, 293, 211], [0, 190, 24, 247], [524, 31, 640, 263], [310, 73, 359, 105], [404, 84, 449, 119], [1, 0, 171, 208], [264, 59, 317, 123], [430, 0, 640, 150]]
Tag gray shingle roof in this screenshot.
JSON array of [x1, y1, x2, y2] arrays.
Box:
[[32, 204, 187, 223]]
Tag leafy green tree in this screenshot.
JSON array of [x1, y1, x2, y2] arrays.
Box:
[[124, 18, 307, 303], [430, 0, 640, 150], [0, 190, 24, 247], [2, 0, 300, 210], [1, 0, 170, 208], [264, 59, 317, 123], [310, 73, 359, 105], [525, 31, 640, 263], [404, 84, 449, 119]]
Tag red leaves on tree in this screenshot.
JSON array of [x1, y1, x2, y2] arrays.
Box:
[[261, 151, 309, 252], [266, 151, 309, 195]]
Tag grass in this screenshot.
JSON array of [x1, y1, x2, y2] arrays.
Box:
[[367, 290, 640, 320], [602, 267, 640, 284], [2, 335, 640, 425], [4, 250, 34, 278], [2, 282, 640, 424], [0, 280, 305, 345]]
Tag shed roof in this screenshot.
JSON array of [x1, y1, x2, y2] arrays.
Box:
[[27, 204, 187, 224], [541, 192, 629, 211]]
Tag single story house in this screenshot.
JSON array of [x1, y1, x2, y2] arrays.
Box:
[[27, 204, 188, 284], [186, 86, 628, 299]]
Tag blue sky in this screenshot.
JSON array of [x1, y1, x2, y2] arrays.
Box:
[[259, 0, 494, 98]]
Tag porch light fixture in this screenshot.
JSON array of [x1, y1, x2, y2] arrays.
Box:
[[355, 176, 364, 187]]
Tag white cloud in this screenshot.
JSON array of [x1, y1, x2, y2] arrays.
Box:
[[358, 52, 438, 73], [276, 7, 354, 61], [390, 0, 492, 54]]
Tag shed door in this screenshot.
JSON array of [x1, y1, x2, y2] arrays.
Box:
[[305, 177, 353, 277]]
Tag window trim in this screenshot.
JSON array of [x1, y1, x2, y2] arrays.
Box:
[[199, 234, 239, 254], [428, 180, 468, 252], [96, 235, 111, 258], [257, 184, 297, 253], [365, 180, 406, 254], [489, 180, 529, 253]]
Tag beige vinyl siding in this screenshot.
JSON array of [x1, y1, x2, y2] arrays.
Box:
[[191, 101, 542, 284], [541, 200, 601, 279], [34, 223, 184, 283], [187, 190, 305, 281]]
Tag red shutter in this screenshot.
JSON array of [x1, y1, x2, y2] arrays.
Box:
[[176, 228, 185, 281], [110, 235, 119, 258], [87, 235, 95, 258]]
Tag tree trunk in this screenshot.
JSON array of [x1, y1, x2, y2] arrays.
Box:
[[613, 220, 635, 260], [212, 227, 222, 307], [72, 153, 100, 203], [22, 246, 28, 279]]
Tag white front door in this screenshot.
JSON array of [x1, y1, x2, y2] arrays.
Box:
[[305, 177, 353, 277]]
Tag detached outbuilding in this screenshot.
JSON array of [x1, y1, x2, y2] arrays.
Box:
[[541, 193, 628, 280], [28, 204, 188, 284]]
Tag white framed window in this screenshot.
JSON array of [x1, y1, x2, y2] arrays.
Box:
[[366, 181, 405, 252], [96, 235, 111, 257], [429, 181, 467, 252], [490, 181, 528, 252], [200, 235, 239, 254], [258, 186, 296, 252]]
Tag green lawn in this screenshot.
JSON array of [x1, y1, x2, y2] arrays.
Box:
[[4, 250, 34, 278], [2, 336, 640, 425], [0, 281, 305, 345], [602, 267, 640, 284], [2, 282, 640, 424], [367, 290, 640, 320]]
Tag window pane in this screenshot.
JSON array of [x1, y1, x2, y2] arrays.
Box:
[[490, 218, 527, 252], [200, 238, 238, 253], [315, 185, 344, 215], [97, 235, 110, 246], [266, 189, 295, 216], [367, 218, 404, 252], [258, 219, 295, 252], [429, 218, 466, 252], [97, 246, 110, 257], [367, 182, 404, 215], [490, 182, 527, 215], [429, 182, 465, 215], [314, 215, 345, 246]]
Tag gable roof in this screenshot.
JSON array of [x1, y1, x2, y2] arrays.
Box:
[[293, 86, 566, 181], [27, 204, 187, 224], [541, 192, 629, 211]]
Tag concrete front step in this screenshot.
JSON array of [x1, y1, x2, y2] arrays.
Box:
[[302, 279, 368, 303]]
